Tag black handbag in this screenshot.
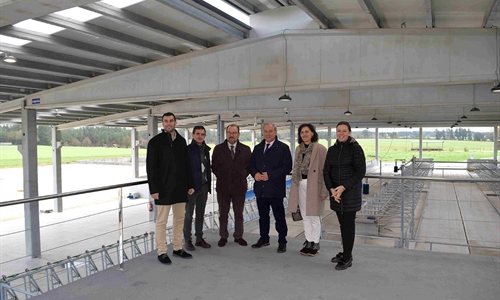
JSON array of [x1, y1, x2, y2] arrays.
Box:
[[291, 206, 303, 221]]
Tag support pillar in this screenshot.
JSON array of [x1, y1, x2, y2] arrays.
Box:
[[327, 126, 332, 147], [375, 128, 379, 162], [131, 128, 139, 178], [290, 123, 296, 159], [184, 128, 189, 144], [217, 116, 224, 144], [493, 126, 498, 162], [19, 107, 40, 258], [251, 130, 256, 149], [52, 127, 62, 212], [147, 114, 158, 222], [419, 127, 423, 159]]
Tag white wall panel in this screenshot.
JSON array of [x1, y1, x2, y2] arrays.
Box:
[[249, 38, 284, 89], [320, 34, 361, 85], [287, 35, 321, 88], [218, 46, 250, 91], [189, 53, 219, 93], [163, 60, 190, 96]]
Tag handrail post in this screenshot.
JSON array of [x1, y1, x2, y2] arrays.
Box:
[[117, 188, 125, 271]]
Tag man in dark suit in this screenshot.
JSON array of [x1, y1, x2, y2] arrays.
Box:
[[146, 112, 195, 264], [212, 124, 252, 247], [250, 123, 292, 253]]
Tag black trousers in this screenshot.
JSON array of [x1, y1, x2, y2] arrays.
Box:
[[256, 197, 288, 244], [335, 210, 356, 260]]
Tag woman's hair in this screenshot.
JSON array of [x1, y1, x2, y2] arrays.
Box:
[[336, 121, 352, 132], [297, 123, 318, 144]]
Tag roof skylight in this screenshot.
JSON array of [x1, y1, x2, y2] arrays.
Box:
[[0, 35, 31, 46], [203, 0, 250, 25], [53, 7, 102, 22], [13, 19, 65, 35]]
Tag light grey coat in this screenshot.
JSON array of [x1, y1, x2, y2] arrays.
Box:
[[288, 142, 328, 216]]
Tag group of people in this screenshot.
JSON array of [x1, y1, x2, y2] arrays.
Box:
[[146, 112, 365, 271]]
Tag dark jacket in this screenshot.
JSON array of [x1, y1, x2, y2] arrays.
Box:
[[146, 130, 194, 205], [188, 139, 211, 193], [212, 140, 251, 196], [250, 137, 292, 199], [323, 136, 366, 213]]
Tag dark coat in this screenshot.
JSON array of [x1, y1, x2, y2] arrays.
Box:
[[188, 139, 211, 193], [212, 140, 251, 196], [250, 137, 292, 199], [146, 130, 194, 205], [323, 136, 366, 213]]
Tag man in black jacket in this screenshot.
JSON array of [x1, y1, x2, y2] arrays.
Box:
[[184, 125, 212, 251], [146, 112, 195, 264]]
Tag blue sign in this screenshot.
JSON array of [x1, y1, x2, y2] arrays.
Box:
[[32, 98, 41, 105]]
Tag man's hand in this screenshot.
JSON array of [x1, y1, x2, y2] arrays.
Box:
[[188, 188, 195, 195], [255, 172, 262, 181], [261, 172, 269, 181], [151, 193, 159, 200]]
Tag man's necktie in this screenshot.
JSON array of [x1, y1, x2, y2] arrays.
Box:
[[230, 145, 235, 160], [264, 143, 270, 154]]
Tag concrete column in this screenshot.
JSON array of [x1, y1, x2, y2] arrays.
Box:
[[419, 127, 423, 159], [327, 126, 332, 147], [290, 123, 296, 159], [19, 107, 40, 258], [251, 130, 256, 149], [131, 128, 139, 178], [184, 128, 189, 144], [147, 114, 158, 222], [375, 128, 379, 162], [494, 126, 498, 161], [52, 127, 62, 212], [217, 116, 225, 144]]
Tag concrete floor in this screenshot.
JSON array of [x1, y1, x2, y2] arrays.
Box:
[[32, 231, 500, 300]]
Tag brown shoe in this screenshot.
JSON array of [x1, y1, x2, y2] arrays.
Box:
[[218, 238, 227, 247], [185, 240, 195, 251], [234, 238, 248, 246], [195, 238, 211, 248]]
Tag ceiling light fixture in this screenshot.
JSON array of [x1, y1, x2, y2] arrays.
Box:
[[3, 53, 16, 63], [344, 90, 352, 115], [470, 84, 480, 111], [232, 96, 240, 118], [279, 29, 291, 102], [233, 113, 240, 118], [492, 26, 500, 92], [286, 118, 292, 123]]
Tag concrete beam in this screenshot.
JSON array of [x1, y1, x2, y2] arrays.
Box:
[[485, 0, 500, 28], [55, 108, 150, 130], [424, 0, 434, 28]]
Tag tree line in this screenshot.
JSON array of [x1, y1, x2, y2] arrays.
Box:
[[0, 125, 494, 147]]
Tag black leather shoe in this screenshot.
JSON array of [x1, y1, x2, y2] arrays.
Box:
[[335, 257, 353, 270], [251, 238, 270, 248], [277, 243, 286, 253], [331, 253, 353, 263], [158, 253, 172, 264], [234, 238, 248, 246], [172, 249, 193, 259], [218, 238, 227, 247]]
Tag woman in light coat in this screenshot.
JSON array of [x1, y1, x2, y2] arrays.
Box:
[[288, 124, 328, 256]]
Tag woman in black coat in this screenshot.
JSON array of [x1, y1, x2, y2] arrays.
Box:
[[323, 121, 366, 270]]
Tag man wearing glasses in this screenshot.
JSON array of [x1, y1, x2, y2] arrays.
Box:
[[211, 124, 252, 247]]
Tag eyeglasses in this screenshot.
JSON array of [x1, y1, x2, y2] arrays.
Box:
[[226, 131, 238, 135]]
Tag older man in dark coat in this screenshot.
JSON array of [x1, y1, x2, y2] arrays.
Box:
[[250, 123, 292, 253], [212, 124, 251, 247]]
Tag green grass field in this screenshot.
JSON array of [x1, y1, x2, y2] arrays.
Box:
[[0, 138, 496, 168]]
